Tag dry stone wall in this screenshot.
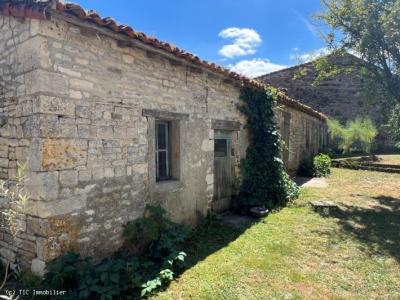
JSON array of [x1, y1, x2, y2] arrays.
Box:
[[0, 14, 327, 274]]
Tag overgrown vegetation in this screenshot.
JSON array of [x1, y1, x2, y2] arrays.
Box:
[[385, 103, 400, 149], [298, 153, 332, 177], [238, 85, 299, 211], [122, 206, 191, 260], [42, 251, 187, 299], [313, 154, 332, 177], [0, 163, 30, 239], [33, 206, 192, 299], [327, 117, 378, 154], [0, 163, 30, 299]]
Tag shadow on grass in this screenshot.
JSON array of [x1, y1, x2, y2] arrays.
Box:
[[294, 177, 314, 187], [154, 214, 256, 296], [182, 215, 256, 270], [316, 195, 400, 262]]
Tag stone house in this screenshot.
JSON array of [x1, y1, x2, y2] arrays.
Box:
[[258, 53, 393, 149], [0, 0, 328, 274]]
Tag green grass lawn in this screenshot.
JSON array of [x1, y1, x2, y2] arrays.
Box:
[[154, 168, 400, 299], [373, 154, 400, 165]]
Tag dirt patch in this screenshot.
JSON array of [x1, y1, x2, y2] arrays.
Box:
[[296, 177, 328, 188]]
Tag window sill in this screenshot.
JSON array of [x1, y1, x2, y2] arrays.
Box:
[[154, 179, 183, 193]]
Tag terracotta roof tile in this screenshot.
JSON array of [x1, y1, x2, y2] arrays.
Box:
[[0, 0, 327, 121]]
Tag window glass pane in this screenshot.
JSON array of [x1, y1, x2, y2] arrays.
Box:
[[214, 139, 227, 157], [157, 123, 167, 150], [157, 151, 168, 179]]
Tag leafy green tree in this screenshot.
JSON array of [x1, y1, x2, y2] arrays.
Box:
[[328, 117, 378, 154], [384, 103, 400, 148], [316, 0, 400, 103]]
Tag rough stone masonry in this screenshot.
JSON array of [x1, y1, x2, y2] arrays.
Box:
[[258, 53, 394, 150], [0, 1, 328, 275]]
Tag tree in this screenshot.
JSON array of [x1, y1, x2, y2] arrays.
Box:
[[316, 0, 400, 103], [384, 103, 400, 148], [327, 117, 378, 154]]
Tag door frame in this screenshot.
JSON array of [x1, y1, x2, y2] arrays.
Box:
[[212, 130, 233, 211], [214, 130, 232, 184]]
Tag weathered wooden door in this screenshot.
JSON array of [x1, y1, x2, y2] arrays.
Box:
[[213, 130, 232, 208]]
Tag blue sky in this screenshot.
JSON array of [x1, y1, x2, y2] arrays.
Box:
[[73, 0, 328, 77]]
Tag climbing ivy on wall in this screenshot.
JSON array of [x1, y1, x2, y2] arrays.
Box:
[[238, 85, 299, 210]]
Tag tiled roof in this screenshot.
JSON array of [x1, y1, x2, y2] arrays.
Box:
[[0, 0, 327, 121]]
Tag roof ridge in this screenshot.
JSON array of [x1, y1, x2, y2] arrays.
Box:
[[257, 60, 313, 78], [257, 51, 362, 79]]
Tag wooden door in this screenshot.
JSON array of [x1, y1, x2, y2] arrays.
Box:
[[213, 131, 232, 208], [282, 111, 291, 167]]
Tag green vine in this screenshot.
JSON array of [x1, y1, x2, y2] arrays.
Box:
[[238, 85, 299, 210]]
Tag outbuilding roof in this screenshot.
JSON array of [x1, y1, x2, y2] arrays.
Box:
[[0, 0, 327, 121]]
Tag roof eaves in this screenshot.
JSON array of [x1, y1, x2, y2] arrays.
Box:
[[0, 0, 327, 122]]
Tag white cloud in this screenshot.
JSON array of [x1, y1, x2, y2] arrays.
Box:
[[229, 58, 287, 78], [290, 47, 331, 63], [218, 27, 262, 58]]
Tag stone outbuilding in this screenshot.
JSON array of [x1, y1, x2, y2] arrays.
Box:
[[0, 0, 328, 274], [258, 53, 394, 149]]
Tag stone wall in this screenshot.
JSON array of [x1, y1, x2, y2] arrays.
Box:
[[0, 13, 327, 274], [258, 54, 393, 149], [258, 54, 385, 123], [0, 15, 44, 270], [0, 14, 247, 273], [275, 105, 328, 174]]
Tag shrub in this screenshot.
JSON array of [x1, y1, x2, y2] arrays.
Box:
[[140, 252, 186, 298], [327, 117, 378, 154], [0, 164, 31, 297], [123, 205, 191, 260], [298, 154, 331, 178], [17, 271, 42, 291], [385, 103, 400, 144], [122, 206, 166, 255], [282, 171, 300, 200], [313, 154, 332, 177], [42, 206, 191, 299], [0, 163, 30, 241], [42, 253, 152, 300], [43, 252, 91, 298]]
